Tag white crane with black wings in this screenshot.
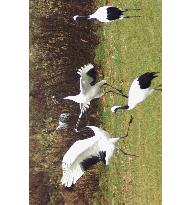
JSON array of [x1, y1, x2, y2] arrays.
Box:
[[111, 72, 162, 112], [61, 116, 136, 187], [52, 64, 126, 129], [73, 6, 141, 23]]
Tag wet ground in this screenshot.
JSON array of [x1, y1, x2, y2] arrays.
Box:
[[30, 1, 103, 204]]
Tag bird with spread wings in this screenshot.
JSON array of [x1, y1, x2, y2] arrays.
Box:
[[52, 63, 126, 130]]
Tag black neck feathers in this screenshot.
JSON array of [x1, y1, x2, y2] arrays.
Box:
[[116, 105, 129, 112], [76, 15, 90, 21]]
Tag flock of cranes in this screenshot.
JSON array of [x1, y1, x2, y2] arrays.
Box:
[[52, 6, 161, 188]]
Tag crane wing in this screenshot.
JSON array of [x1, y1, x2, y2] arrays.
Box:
[[61, 133, 118, 187], [86, 126, 119, 165], [77, 64, 97, 94], [128, 75, 156, 108], [61, 136, 101, 187], [79, 101, 90, 117]]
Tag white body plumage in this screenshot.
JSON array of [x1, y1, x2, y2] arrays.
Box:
[[61, 126, 119, 187], [63, 64, 106, 117], [111, 72, 159, 112], [73, 6, 142, 23], [89, 6, 114, 22], [127, 78, 154, 110]]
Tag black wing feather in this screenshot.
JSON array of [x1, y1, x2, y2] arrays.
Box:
[[106, 7, 123, 20], [86, 67, 97, 86], [138, 72, 159, 89], [80, 151, 106, 171]]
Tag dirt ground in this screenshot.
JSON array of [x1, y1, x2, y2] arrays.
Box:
[[30, 1, 103, 204]]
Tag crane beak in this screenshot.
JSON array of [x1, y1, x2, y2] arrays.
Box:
[[111, 106, 119, 113], [73, 15, 79, 21], [52, 95, 62, 104], [74, 128, 79, 132]]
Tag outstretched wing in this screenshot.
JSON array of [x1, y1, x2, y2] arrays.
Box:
[[79, 101, 90, 117], [77, 64, 97, 94], [86, 126, 119, 165], [61, 133, 117, 187], [61, 136, 103, 187]]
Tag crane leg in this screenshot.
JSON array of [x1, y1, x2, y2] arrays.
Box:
[[104, 90, 128, 98], [124, 16, 141, 19], [121, 115, 134, 138], [123, 9, 141, 12], [117, 147, 139, 157], [154, 84, 162, 91], [117, 115, 138, 157], [103, 83, 124, 93]]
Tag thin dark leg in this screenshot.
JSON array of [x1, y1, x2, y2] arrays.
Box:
[[120, 115, 134, 139], [117, 147, 139, 157], [104, 90, 128, 98], [124, 16, 141, 19], [155, 88, 162, 91], [103, 83, 123, 93], [115, 115, 138, 157], [123, 9, 141, 11], [154, 84, 162, 91]]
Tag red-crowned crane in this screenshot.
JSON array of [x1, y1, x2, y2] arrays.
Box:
[[61, 116, 136, 187], [73, 6, 141, 23], [111, 72, 162, 112], [52, 64, 127, 129]]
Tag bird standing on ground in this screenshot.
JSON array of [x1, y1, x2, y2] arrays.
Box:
[[61, 116, 135, 187], [52, 63, 126, 128], [73, 6, 141, 23], [111, 72, 162, 112]]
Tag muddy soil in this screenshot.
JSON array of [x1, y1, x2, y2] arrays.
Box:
[[30, 1, 103, 204]]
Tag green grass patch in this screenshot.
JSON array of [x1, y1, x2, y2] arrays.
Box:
[[92, 1, 161, 204]]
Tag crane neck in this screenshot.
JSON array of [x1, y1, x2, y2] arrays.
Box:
[[64, 94, 82, 103], [116, 105, 130, 112], [76, 15, 91, 20]]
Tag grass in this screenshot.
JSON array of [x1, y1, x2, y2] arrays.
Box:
[[91, 0, 161, 204]]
